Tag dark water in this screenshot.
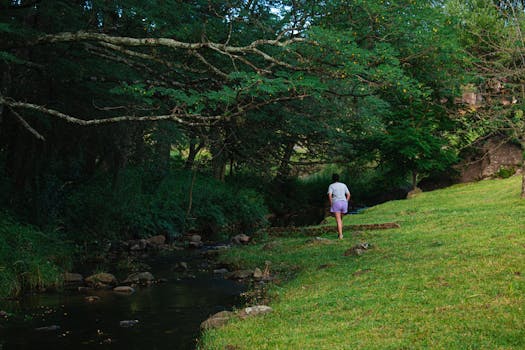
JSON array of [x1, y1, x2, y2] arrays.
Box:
[[0, 250, 245, 350]]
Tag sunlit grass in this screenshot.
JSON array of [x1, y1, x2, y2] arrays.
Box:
[[200, 176, 525, 349]]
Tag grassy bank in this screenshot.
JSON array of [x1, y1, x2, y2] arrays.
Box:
[[200, 176, 525, 349], [0, 212, 72, 298]]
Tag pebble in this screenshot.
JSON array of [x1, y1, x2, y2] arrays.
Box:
[[119, 319, 139, 328]]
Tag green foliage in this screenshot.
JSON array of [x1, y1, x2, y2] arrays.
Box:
[[63, 166, 268, 242], [496, 166, 516, 179], [0, 211, 72, 298]]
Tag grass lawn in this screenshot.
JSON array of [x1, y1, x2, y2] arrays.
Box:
[[199, 176, 525, 349]]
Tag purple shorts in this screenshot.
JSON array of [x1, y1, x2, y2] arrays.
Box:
[[331, 200, 348, 214]]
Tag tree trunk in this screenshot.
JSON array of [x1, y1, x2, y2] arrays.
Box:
[[153, 123, 172, 175], [184, 137, 204, 170], [277, 141, 295, 179], [520, 140, 525, 198], [210, 129, 226, 181], [212, 152, 226, 181], [411, 170, 418, 191], [521, 149, 525, 198], [521, 166, 525, 198]]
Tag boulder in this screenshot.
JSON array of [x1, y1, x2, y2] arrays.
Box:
[[147, 235, 166, 246], [188, 235, 203, 248], [231, 234, 250, 245], [190, 234, 202, 243], [123, 272, 155, 284], [63, 272, 83, 284], [200, 311, 236, 330], [85, 273, 117, 288]]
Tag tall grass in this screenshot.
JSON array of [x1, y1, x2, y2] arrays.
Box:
[[0, 212, 72, 298], [200, 176, 525, 349]]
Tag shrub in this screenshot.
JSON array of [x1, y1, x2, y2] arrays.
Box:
[[495, 166, 516, 179], [62, 166, 269, 242]]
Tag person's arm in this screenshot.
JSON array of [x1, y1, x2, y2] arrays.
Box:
[[346, 186, 351, 201], [328, 192, 333, 206]]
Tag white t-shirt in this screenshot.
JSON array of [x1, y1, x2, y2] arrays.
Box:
[[327, 182, 350, 202]]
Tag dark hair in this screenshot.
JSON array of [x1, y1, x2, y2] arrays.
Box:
[[332, 173, 339, 182]]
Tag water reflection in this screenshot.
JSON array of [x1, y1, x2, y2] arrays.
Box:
[[0, 252, 244, 350]]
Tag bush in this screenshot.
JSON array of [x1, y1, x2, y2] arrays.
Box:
[[495, 166, 516, 179], [62, 166, 269, 242]]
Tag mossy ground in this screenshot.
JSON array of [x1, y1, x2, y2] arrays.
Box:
[[200, 176, 525, 349]]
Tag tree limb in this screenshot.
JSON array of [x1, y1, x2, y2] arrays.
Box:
[[8, 107, 45, 141]]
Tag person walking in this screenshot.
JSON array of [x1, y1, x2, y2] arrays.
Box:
[[327, 173, 351, 239]]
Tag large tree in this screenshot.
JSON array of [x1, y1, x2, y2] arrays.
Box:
[[447, 0, 525, 197]]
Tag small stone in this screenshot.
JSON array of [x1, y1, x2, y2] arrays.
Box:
[[238, 305, 272, 319], [113, 286, 135, 294], [190, 234, 202, 243], [231, 234, 250, 245], [344, 242, 371, 256], [213, 268, 229, 274], [130, 239, 148, 251], [35, 325, 61, 332], [85, 296, 100, 303], [253, 268, 263, 279], [175, 262, 188, 271], [119, 319, 139, 328], [123, 272, 155, 284]]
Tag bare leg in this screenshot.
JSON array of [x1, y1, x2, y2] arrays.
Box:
[[335, 212, 343, 239]]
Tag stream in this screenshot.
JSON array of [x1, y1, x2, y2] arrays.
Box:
[[0, 247, 245, 350]]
